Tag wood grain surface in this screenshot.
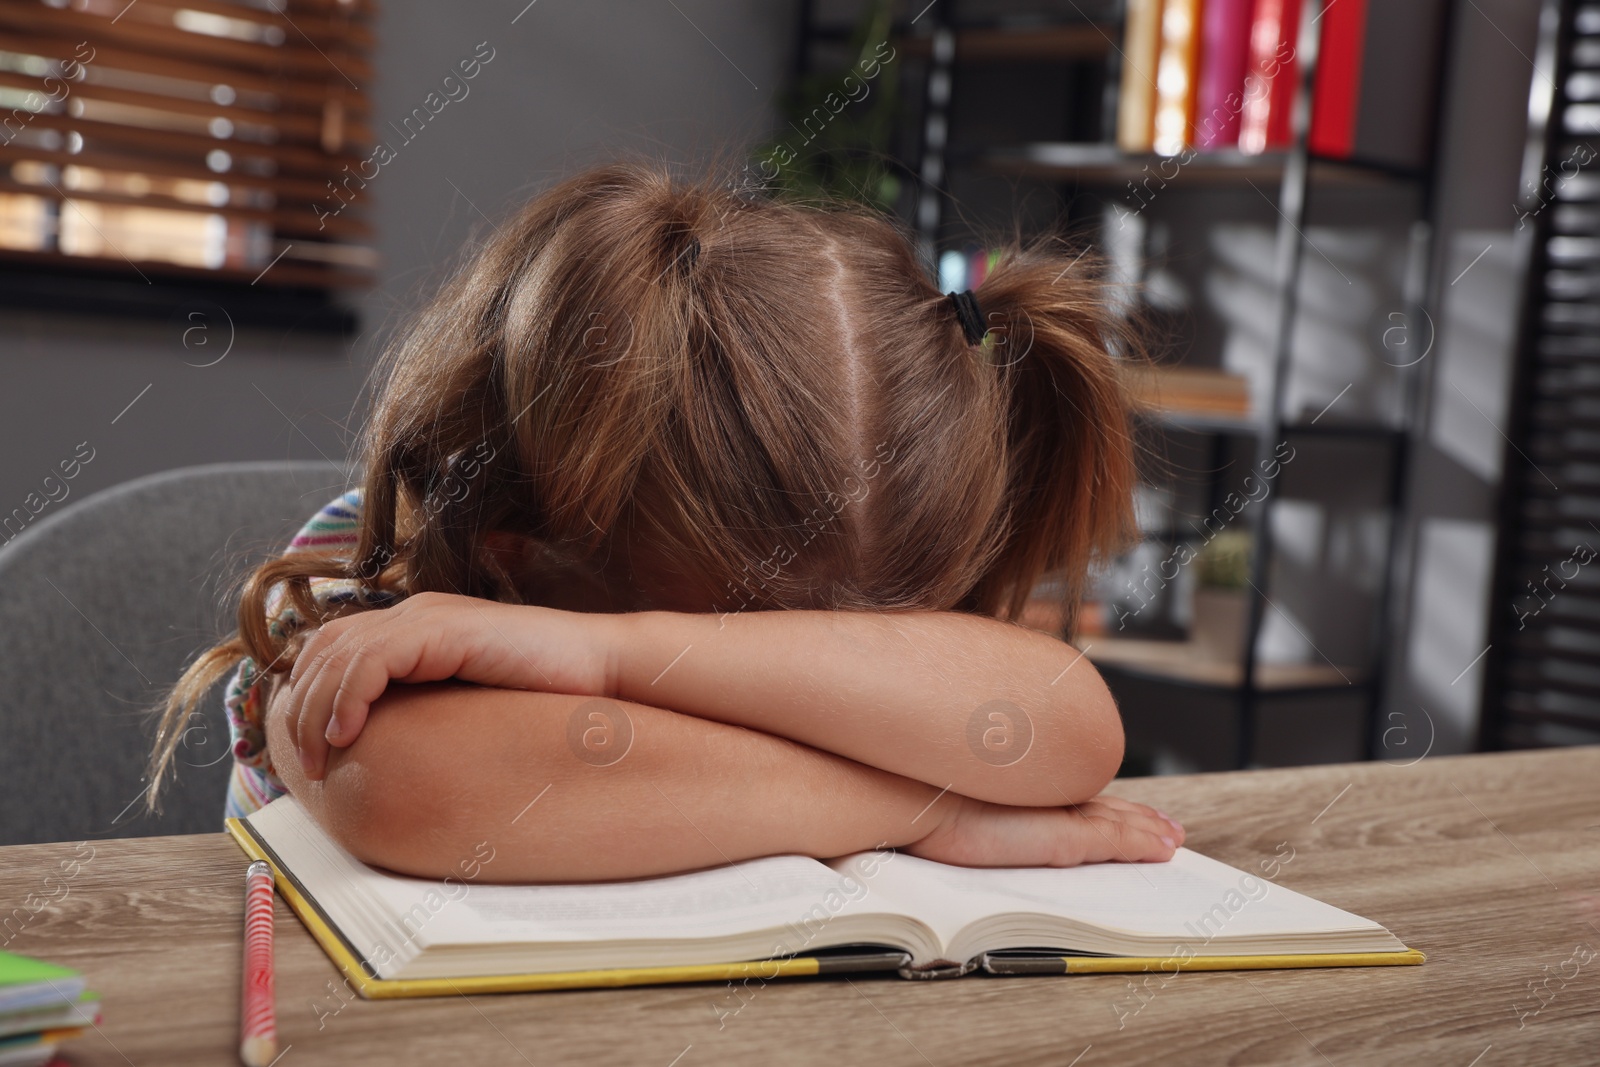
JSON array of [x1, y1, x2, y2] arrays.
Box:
[[2, 747, 1596, 1066]]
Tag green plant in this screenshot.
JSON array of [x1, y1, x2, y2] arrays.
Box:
[[1196, 530, 1251, 590], [750, 0, 901, 211]]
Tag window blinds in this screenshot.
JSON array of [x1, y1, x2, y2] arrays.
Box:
[[0, 0, 376, 290], [1483, 0, 1600, 748]]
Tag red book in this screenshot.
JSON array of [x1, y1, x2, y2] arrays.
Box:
[[1238, 0, 1302, 153], [968, 247, 992, 289], [1194, 0, 1257, 150], [1315, 0, 1446, 169], [1309, 0, 1368, 157]]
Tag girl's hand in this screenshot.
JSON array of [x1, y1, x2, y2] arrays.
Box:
[[906, 792, 1185, 867], [281, 591, 619, 780]]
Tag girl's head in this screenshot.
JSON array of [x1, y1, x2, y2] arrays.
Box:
[[351, 161, 1140, 618], [148, 160, 1141, 799]]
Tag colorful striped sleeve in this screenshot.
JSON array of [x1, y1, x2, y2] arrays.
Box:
[[223, 489, 365, 822]]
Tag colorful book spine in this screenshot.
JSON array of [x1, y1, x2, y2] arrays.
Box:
[[1151, 0, 1203, 155], [1238, 0, 1302, 154], [1308, 0, 1368, 158], [1117, 0, 1164, 152], [967, 247, 999, 289], [1193, 0, 1257, 149], [1118, 0, 1438, 163]]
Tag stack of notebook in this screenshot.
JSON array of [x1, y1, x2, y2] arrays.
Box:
[[0, 953, 99, 1067]]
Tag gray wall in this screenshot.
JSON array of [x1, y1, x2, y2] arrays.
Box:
[[0, 0, 797, 535]]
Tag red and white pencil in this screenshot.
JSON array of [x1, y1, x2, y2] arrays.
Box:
[[240, 860, 278, 1067]]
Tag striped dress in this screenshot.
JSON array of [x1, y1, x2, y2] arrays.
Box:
[[223, 489, 378, 820]]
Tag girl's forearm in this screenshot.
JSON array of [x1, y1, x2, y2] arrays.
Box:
[[608, 609, 1123, 807], [267, 680, 952, 882], [283, 592, 1120, 806]]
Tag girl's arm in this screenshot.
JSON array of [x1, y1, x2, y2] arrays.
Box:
[[613, 608, 1121, 807], [287, 593, 1124, 807], [264, 678, 1182, 882]]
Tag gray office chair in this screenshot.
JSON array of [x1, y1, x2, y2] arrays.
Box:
[[0, 461, 350, 846]]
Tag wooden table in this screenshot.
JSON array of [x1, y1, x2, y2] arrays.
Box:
[[3, 747, 1597, 1066]]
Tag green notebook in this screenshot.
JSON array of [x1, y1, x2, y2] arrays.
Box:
[[0, 951, 86, 1017]]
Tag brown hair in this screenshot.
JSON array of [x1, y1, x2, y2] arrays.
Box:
[[146, 161, 1142, 808]]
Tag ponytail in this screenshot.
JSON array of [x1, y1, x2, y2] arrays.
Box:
[[958, 245, 1143, 632]]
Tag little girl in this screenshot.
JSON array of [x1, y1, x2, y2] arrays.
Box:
[[146, 162, 1185, 882]]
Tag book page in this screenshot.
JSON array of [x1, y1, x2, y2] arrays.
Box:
[[429, 856, 862, 946], [247, 798, 888, 955], [831, 848, 1384, 954]]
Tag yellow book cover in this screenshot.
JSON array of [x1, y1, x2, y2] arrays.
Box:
[[1153, 0, 1203, 154], [1118, 0, 1164, 152]]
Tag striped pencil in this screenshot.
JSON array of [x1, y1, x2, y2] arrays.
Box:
[[240, 860, 278, 1067]]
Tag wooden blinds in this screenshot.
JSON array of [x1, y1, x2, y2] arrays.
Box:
[[1482, 0, 1600, 748], [0, 0, 376, 291]]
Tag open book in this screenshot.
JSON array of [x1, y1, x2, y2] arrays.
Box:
[[228, 797, 1420, 998]]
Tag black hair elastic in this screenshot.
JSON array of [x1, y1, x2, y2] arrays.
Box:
[[947, 289, 986, 346]]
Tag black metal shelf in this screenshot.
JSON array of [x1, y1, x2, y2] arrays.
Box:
[[1137, 408, 1406, 441], [1100, 668, 1371, 701], [1082, 636, 1366, 697], [892, 23, 1115, 61], [970, 143, 1427, 188], [800, 10, 1117, 46]]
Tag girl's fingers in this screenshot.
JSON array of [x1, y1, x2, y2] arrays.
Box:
[[1077, 801, 1182, 852], [291, 606, 390, 686], [907, 797, 1180, 869], [1081, 794, 1185, 843], [287, 613, 395, 775], [1081, 793, 1142, 814], [294, 657, 346, 778], [324, 641, 407, 748], [1084, 793, 1163, 821], [322, 701, 370, 749], [278, 594, 587, 781], [1073, 813, 1178, 864], [296, 616, 460, 773], [285, 633, 348, 733], [289, 620, 346, 686]]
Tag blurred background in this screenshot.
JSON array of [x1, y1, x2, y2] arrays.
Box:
[[0, 0, 1591, 842]]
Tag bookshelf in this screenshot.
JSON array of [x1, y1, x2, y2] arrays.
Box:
[[894, 23, 1115, 61], [792, 0, 1450, 769], [1076, 635, 1355, 692], [975, 144, 1418, 187]]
